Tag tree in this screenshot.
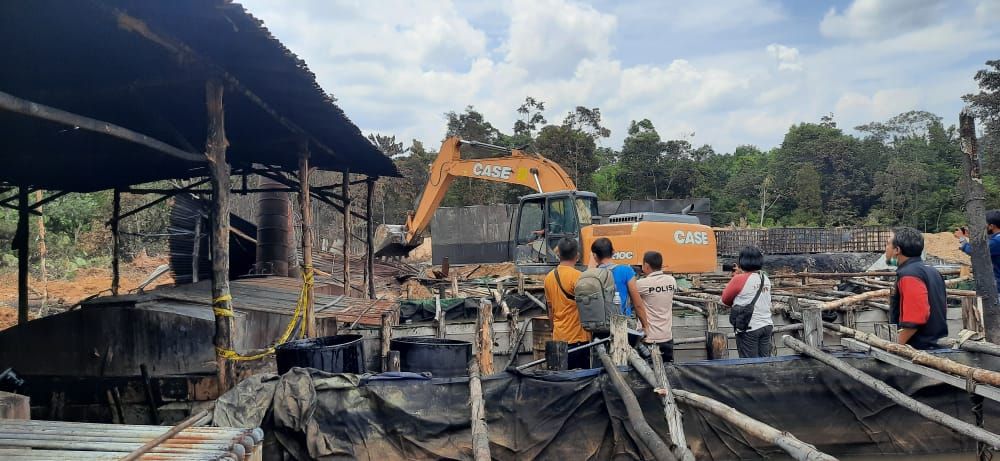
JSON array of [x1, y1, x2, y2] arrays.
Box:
[[965, 60, 1000, 176], [562, 107, 611, 188], [513, 96, 546, 138], [367, 133, 405, 158], [616, 119, 664, 199]]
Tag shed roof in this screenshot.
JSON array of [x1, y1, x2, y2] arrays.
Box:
[[0, 0, 398, 192]]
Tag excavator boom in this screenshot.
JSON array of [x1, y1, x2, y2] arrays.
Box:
[[376, 137, 576, 256]]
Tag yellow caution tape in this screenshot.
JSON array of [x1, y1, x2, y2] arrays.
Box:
[[213, 294, 232, 305], [215, 265, 314, 361]]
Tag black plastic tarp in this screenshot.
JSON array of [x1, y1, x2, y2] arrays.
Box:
[[215, 350, 1000, 460]]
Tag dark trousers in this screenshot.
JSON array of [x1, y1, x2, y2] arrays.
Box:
[[736, 325, 773, 358], [567, 342, 591, 369], [651, 340, 674, 362]]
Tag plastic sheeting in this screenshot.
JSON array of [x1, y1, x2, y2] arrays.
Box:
[[216, 350, 1000, 460]]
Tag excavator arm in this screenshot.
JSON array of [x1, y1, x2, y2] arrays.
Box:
[[376, 137, 576, 256]]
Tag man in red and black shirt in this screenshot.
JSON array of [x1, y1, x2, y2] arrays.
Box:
[[885, 227, 948, 349]]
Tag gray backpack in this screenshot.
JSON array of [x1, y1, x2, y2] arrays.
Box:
[[575, 266, 617, 333]]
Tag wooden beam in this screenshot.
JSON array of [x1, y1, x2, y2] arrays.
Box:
[[477, 299, 495, 375], [469, 359, 492, 461], [342, 169, 352, 296], [381, 311, 393, 372], [111, 189, 121, 296], [673, 389, 835, 461], [15, 187, 29, 325], [800, 306, 822, 348], [596, 345, 676, 461], [937, 337, 1000, 357], [959, 108, 1000, 342], [0, 90, 203, 163], [842, 338, 1000, 403], [626, 348, 694, 461], [783, 335, 1000, 449], [610, 314, 629, 366], [299, 141, 316, 338], [366, 178, 376, 300], [206, 79, 236, 393]]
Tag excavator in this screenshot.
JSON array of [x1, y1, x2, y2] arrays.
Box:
[[376, 137, 717, 274]]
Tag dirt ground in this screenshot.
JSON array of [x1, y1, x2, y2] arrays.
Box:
[[0, 252, 174, 330], [922, 232, 971, 264]]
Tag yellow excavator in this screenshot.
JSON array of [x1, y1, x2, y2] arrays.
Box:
[[377, 137, 717, 274]]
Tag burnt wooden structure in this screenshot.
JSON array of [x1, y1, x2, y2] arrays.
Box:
[[0, 0, 397, 392]]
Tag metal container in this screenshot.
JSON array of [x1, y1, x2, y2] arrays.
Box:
[[255, 175, 292, 277], [390, 337, 472, 378], [275, 334, 365, 374]]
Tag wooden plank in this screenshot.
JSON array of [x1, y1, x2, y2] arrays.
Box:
[[842, 338, 1000, 403]]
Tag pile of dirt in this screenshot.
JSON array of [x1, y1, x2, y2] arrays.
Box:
[[923, 232, 970, 265], [405, 237, 432, 263]]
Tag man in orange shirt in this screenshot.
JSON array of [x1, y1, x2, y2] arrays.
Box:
[[543, 238, 592, 369]]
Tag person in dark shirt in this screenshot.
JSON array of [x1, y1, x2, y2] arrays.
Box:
[[886, 227, 948, 349], [956, 210, 1000, 290]]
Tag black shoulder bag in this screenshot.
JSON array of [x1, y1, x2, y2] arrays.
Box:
[[729, 273, 764, 333], [553, 267, 575, 300]]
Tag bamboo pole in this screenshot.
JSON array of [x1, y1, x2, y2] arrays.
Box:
[[469, 359, 491, 461], [824, 322, 1000, 387], [111, 189, 121, 296], [206, 79, 236, 393], [783, 335, 1000, 449], [35, 189, 47, 311], [596, 345, 676, 461], [366, 178, 376, 300], [342, 169, 352, 296], [672, 390, 836, 461], [299, 141, 316, 338], [960, 109, 1000, 342], [15, 187, 29, 325], [626, 348, 694, 461], [937, 337, 1000, 357]]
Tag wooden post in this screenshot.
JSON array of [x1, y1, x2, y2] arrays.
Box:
[[517, 273, 525, 294], [625, 347, 695, 461], [111, 188, 121, 296], [801, 306, 822, 348], [435, 294, 447, 339], [611, 314, 629, 366], [705, 331, 728, 360], [784, 335, 1000, 448], [15, 187, 28, 325], [191, 215, 201, 283], [381, 311, 393, 372], [672, 389, 835, 461], [964, 296, 986, 335], [206, 79, 236, 393], [451, 275, 460, 298], [705, 300, 718, 331], [477, 298, 494, 375], [508, 308, 520, 357], [35, 190, 47, 311], [469, 359, 492, 461], [342, 168, 352, 297], [959, 109, 1000, 342], [545, 341, 568, 370], [387, 351, 401, 372], [596, 345, 676, 461], [366, 178, 376, 300], [299, 141, 316, 338]]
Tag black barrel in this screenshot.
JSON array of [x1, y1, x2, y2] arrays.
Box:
[[275, 334, 365, 375], [390, 337, 472, 378]]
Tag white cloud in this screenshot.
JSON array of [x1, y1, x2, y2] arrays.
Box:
[[820, 0, 946, 40], [766, 44, 803, 71], [502, 0, 616, 79]]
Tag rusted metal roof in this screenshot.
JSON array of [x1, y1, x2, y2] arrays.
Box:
[[0, 0, 397, 192], [0, 419, 262, 460]]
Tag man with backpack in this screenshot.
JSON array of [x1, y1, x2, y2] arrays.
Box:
[[584, 238, 649, 332], [543, 238, 592, 369]]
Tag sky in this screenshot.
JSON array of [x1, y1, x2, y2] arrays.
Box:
[[239, 0, 1000, 153]]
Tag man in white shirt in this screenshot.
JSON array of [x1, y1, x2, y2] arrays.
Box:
[[636, 251, 676, 361]]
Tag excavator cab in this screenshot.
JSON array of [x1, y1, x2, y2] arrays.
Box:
[[511, 190, 599, 274]]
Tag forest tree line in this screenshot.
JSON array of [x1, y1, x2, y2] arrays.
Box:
[[376, 60, 1000, 233]]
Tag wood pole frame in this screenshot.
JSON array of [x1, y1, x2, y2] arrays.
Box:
[[959, 109, 1000, 342], [469, 358, 492, 461], [16, 187, 29, 325], [342, 169, 352, 296], [783, 335, 1000, 448], [366, 178, 376, 299], [626, 347, 694, 461], [298, 141, 316, 338], [0, 90, 203, 163], [111, 189, 121, 296], [205, 79, 236, 393]]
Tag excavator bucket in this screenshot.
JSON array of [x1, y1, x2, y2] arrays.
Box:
[[373, 224, 423, 258]]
